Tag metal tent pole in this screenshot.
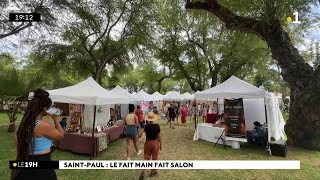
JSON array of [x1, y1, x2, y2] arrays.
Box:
[[90, 105, 97, 160]]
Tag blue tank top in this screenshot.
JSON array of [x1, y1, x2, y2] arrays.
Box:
[[30, 120, 53, 155]]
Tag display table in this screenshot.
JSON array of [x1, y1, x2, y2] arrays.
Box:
[[55, 121, 125, 156], [106, 121, 125, 143], [193, 123, 247, 149], [55, 132, 103, 157]]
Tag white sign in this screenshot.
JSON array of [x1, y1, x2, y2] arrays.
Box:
[[59, 160, 300, 169]]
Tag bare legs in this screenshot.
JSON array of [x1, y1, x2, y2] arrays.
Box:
[[170, 118, 175, 129], [133, 137, 139, 153], [126, 137, 142, 160], [126, 137, 131, 160]]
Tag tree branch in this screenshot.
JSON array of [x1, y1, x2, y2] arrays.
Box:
[[185, 0, 266, 40], [75, 34, 98, 65], [105, 0, 130, 43], [0, 22, 33, 39], [0, 2, 46, 40]]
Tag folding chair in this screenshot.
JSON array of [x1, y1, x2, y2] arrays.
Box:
[[214, 129, 227, 149]]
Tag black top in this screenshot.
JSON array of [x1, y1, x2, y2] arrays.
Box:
[[60, 121, 67, 129], [144, 123, 160, 141], [168, 106, 176, 118]]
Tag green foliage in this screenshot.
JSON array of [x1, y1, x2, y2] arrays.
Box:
[[0, 53, 17, 70], [2, 0, 317, 97], [153, 0, 275, 91], [31, 0, 154, 84]]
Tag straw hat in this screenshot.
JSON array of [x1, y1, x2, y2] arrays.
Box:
[[145, 112, 157, 122]]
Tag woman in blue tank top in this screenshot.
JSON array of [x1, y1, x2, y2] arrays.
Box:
[[11, 89, 64, 180]]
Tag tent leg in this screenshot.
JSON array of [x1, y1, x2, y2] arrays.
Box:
[[90, 105, 97, 160], [194, 100, 197, 130]]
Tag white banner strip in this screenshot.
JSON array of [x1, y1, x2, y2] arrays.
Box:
[[59, 160, 300, 169]]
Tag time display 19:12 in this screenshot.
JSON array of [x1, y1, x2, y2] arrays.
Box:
[[9, 13, 41, 22]]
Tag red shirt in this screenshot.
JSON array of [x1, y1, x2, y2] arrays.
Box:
[[135, 109, 144, 123], [180, 108, 188, 117]]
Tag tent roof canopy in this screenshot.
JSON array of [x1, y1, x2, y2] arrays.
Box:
[[29, 77, 130, 105], [195, 76, 266, 100], [163, 91, 182, 101], [131, 90, 156, 102], [108, 85, 132, 101], [181, 92, 194, 100], [152, 91, 164, 101]]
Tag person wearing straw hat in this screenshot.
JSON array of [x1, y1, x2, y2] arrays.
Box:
[[138, 112, 162, 179]]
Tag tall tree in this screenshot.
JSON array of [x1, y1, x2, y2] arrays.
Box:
[[0, 56, 44, 132], [186, 0, 320, 150], [34, 0, 153, 85], [154, 0, 271, 91]]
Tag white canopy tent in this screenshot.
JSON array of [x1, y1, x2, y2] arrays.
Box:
[[181, 92, 194, 100], [196, 76, 266, 100], [162, 91, 182, 101], [152, 91, 164, 101], [195, 76, 285, 152], [131, 90, 156, 102], [28, 77, 131, 159], [108, 85, 132, 101], [29, 78, 131, 128], [29, 77, 129, 105], [131, 90, 157, 112], [151, 91, 164, 112], [108, 85, 132, 118]]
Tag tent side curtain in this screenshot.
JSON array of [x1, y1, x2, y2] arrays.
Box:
[[265, 93, 285, 141]]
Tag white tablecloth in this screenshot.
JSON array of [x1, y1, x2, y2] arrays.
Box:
[[193, 123, 233, 146]]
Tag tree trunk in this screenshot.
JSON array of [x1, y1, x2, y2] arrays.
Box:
[[186, 0, 320, 150], [0, 99, 4, 112], [8, 121, 15, 132], [94, 65, 104, 85], [6, 102, 19, 132], [157, 76, 170, 93], [284, 69, 320, 150], [210, 64, 222, 87], [157, 81, 162, 93], [262, 21, 319, 150]]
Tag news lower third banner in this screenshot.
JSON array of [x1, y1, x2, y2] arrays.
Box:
[[10, 160, 300, 169]]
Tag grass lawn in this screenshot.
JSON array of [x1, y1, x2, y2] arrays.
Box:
[[0, 113, 23, 126], [0, 114, 319, 180]]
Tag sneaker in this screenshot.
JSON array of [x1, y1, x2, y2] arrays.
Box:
[[137, 149, 142, 156]]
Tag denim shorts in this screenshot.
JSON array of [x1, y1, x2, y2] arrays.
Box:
[[125, 126, 138, 139]]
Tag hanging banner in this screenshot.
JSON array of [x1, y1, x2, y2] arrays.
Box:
[[224, 98, 246, 138]]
